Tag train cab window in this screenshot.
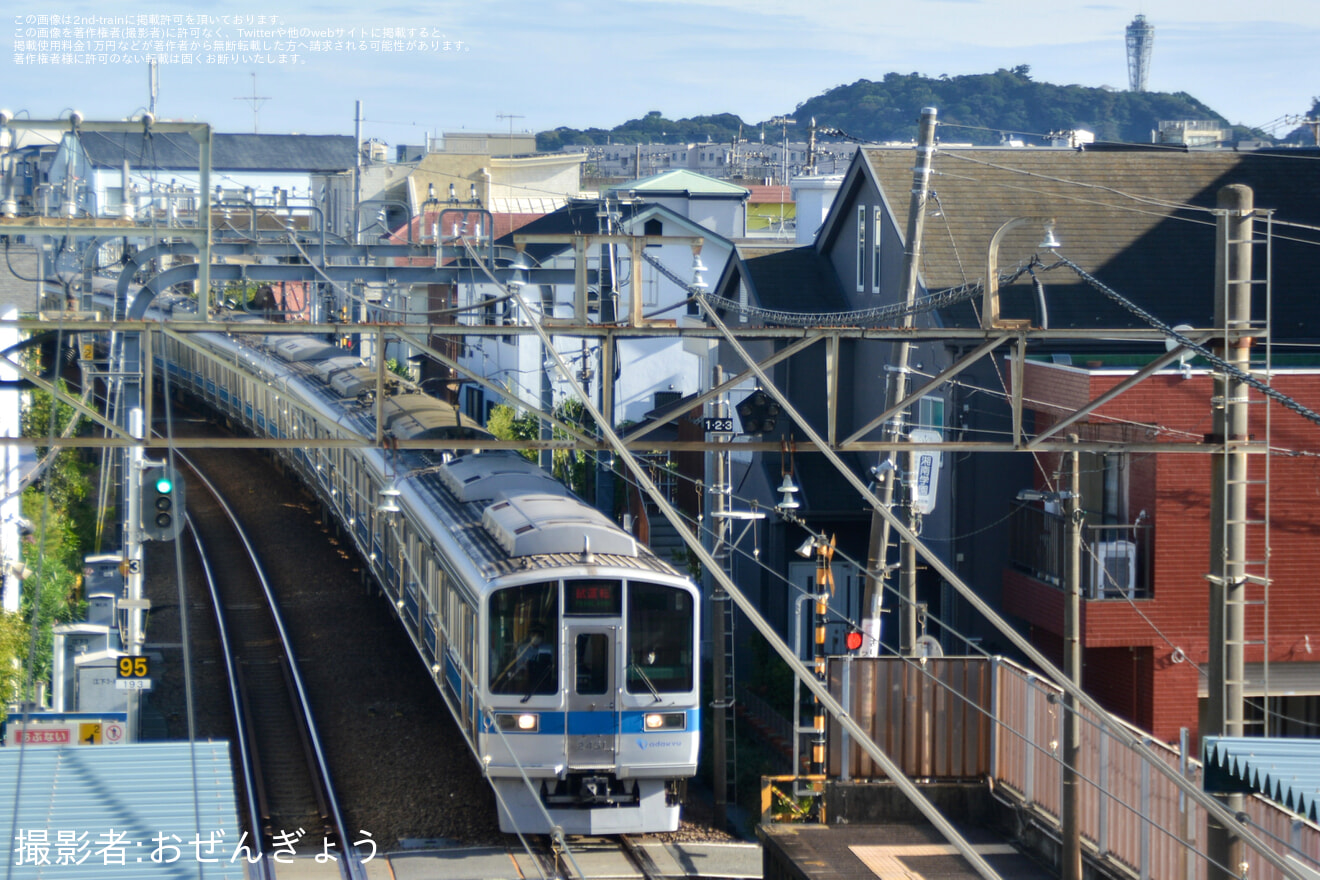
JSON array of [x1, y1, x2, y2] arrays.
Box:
[[575, 633, 609, 695], [626, 583, 694, 694], [489, 582, 559, 697]]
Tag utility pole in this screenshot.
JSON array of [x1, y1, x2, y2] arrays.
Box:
[[710, 365, 729, 830], [147, 58, 159, 118], [1062, 436, 1082, 880], [769, 117, 796, 185], [123, 408, 148, 742], [863, 107, 937, 656], [1206, 183, 1252, 880], [353, 100, 362, 245]]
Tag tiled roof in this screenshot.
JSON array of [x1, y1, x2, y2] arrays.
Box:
[[609, 170, 749, 198], [864, 147, 1320, 338], [746, 185, 792, 204], [78, 132, 357, 172]]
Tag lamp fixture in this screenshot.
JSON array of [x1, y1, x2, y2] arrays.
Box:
[[1039, 221, 1061, 249], [795, 536, 817, 559]]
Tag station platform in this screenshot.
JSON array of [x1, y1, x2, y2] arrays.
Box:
[[273, 841, 762, 880], [759, 821, 1053, 880]]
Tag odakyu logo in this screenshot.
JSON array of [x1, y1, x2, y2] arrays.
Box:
[[636, 739, 683, 750]]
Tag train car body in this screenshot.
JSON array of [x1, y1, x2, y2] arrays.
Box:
[[133, 308, 700, 835]]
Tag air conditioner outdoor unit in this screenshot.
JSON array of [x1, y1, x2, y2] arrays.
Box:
[[1090, 539, 1136, 598]]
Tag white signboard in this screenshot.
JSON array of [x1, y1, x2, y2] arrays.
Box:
[[909, 429, 942, 515]]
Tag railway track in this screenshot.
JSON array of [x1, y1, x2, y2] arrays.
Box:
[[177, 451, 364, 878]]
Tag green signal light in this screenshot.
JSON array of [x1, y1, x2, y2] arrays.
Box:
[[155, 476, 173, 494]]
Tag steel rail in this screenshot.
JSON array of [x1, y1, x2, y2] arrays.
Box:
[[174, 452, 363, 880]]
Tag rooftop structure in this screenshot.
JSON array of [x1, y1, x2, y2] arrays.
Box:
[[1126, 14, 1154, 92]]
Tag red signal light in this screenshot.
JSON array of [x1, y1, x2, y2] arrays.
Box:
[[845, 630, 864, 652]]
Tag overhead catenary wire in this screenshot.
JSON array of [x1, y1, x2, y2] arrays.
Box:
[[1056, 254, 1320, 428]]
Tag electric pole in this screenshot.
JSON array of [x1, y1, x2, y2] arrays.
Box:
[[1206, 183, 1253, 880], [863, 107, 937, 657]]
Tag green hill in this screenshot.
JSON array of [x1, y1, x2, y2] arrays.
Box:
[[537, 68, 1259, 150]]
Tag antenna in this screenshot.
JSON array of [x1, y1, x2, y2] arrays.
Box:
[[495, 112, 524, 157], [235, 72, 271, 134]]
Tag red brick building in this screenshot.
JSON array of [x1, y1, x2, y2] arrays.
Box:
[[1005, 360, 1320, 744]]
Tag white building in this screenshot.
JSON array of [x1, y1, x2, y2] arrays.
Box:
[[451, 195, 737, 427]]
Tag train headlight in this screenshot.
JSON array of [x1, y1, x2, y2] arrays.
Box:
[[495, 713, 539, 732], [644, 712, 686, 731]]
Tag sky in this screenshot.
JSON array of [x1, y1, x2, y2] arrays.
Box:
[[7, 0, 1319, 145]]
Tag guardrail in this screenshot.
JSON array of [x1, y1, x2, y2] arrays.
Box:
[[821, 657, 1320, 880]]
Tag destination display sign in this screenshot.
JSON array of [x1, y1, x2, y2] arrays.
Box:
[[565, 579, 622, 616]]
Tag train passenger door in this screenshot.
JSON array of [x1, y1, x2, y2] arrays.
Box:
[[565, 626, 617, 769]]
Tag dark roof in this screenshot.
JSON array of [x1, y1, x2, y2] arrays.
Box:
[[495, 200, 731, 267], [734, 245, 849, 316], [495, 200, 649, 266], [78, 131, 356, 172], [863, 147, 1320, 340]]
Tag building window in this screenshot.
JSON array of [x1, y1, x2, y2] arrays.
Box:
[[464, 386, 484, 422], [918, 396, 945, 438], [855, 205, 866, 292], [872, 206, 883, 294]]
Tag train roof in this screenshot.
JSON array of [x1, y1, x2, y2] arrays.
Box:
[[438, 453, 567, 503], [271, 336, 340, 363], [482, 492, 638, 558], [380, 395, 491, 442], [411, 451, 682, 583]]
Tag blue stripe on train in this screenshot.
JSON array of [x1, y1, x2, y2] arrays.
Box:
[[481, 708, 699, 735]]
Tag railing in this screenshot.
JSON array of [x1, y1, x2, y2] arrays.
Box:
[[1008, 502, 1153, 599], [818, 657, 1320, 880]]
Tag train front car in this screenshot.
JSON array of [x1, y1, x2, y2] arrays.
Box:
[[444, 455, 701, 836]]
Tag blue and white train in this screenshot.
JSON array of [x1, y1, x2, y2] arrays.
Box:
[[121, 295, 701, 835]]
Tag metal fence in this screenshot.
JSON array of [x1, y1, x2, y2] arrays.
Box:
[[827, 656, 1320, 880], [1008, 502, 1154, 598]]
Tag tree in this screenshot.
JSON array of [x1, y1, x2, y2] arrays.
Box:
[[486, 403, 540, 463], [0, 610, 24, 720], [2, 374, 96, 712]]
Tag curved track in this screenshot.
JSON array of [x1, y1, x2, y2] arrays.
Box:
[[178, 451, 363, 879]]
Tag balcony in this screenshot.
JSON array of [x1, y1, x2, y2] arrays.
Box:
[[1007, 501, 1152, 599]]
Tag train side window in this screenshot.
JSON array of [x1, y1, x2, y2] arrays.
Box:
[[489, 582, 558, 696], [626, 582, 693, 694]]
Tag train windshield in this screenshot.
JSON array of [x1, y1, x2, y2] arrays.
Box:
[[626, 583, 694, 694], [489, 582, 559, 697]]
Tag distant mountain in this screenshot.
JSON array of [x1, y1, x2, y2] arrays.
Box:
[[536, 68, 1263, 151]]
